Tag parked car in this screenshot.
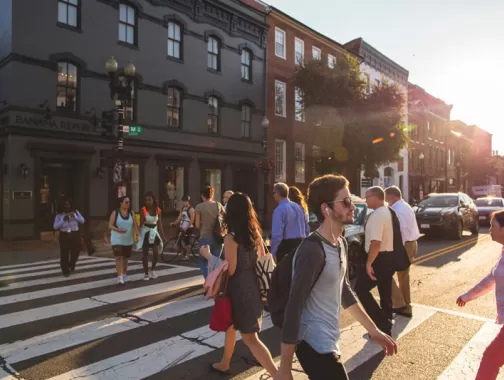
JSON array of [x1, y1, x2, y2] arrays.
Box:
[[308, 195, 371, 280], [474, 197, 504, 225], [415, 193, 479, 240]]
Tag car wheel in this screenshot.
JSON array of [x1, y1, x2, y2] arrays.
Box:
[[453, 221, 463, 240], [470, 218, 479, 235]]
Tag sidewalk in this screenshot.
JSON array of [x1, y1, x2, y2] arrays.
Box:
[[0, 238, 112, 254]]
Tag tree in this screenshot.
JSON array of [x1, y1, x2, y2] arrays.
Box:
[[294, 56, 408, 193]]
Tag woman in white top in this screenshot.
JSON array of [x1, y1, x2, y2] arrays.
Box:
[[108, 196, 140, 285], [137, 192, 165, 281]]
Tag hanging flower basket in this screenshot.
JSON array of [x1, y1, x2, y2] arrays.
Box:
[[255, 159, 276, 174]]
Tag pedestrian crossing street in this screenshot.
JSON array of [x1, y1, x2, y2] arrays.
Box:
[[0, 255, 503, 380]]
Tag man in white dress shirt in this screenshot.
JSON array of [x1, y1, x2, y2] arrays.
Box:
[[385, 186, 420, 318]]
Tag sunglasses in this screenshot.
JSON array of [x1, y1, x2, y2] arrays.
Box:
[[328, 197, 353, 209]]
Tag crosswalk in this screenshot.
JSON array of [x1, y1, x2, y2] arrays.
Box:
[[0, 255, 503, 380]]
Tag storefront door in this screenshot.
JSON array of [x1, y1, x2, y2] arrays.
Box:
[[38, 161, 75, 235]]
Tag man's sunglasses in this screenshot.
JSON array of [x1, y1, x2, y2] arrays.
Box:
[[328, 197, 353, 209]]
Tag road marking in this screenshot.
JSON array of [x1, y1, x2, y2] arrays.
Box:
[[0, 295, 212, 365], [47, 315, 274, 380], [0, 367, 23, 380], [244, 306, 436, 379], [413, 234, 484, 264], [0, 266, 197, 306], [0, 260, 118, 282], [0, 264, 144, 291], [439, 322, 502, 379], [0, 258, 111, 276], [410, 303, 496, 323], [0, 257, 99, 271], [414, 235, 490, 265], [0, 276, 203, 329]]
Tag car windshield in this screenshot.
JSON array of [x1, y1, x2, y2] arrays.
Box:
[[418, 195, 458, 208], [475, 198, 503, 207]]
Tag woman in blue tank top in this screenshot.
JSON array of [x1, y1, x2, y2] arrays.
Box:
[[108, 196, 139, 284]]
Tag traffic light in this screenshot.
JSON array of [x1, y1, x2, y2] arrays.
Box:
[[101, 110, 116, 137]]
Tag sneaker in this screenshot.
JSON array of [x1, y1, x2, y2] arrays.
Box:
[[143, 274, 150, 281], [117, 276, 124, 285], [149, 270, 158, 279], [123, 275, 129, 282]]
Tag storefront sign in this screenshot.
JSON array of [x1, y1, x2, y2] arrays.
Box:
[[12, 191, 32, 200], [12, 115, 98, 134]]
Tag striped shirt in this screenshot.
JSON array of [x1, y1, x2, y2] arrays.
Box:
[[461, 248, 504, 324]]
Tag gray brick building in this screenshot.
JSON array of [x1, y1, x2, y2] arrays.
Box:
[[0, 0, 267, 240]]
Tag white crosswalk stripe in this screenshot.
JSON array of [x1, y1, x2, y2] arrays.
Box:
[[0, 256, 502, 380]]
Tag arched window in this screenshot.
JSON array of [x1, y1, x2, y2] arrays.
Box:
[[167, 87, 181, 128], [56, 61, 78, 112], [207, 37, 220, 71], [241, 49, 251, 81], [208, 96, 219, 133], [167, 22, 182, 59]]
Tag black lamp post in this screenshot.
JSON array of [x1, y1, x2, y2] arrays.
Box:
[[254, 116, 272, 227], [105, 56, 136, 198]]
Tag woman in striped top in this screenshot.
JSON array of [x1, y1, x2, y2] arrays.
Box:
[[456, 210, 504, 380]]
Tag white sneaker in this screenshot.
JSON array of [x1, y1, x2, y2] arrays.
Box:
[[117, 276, 124, 285], [143, 274, 150, 281], [123, 274, 129, 282], [149, 270, 158, 279]]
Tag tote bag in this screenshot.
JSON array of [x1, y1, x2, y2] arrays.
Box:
[[256, 240, 276, 303], [209, 273, 233, 332]]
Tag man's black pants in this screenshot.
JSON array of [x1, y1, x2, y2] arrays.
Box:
[[296, 340, 349, 380], [59, 231, 81, 275], [354, 252, 395, 334]]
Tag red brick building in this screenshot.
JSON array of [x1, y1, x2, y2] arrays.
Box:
[[263, 6, 356, 223]]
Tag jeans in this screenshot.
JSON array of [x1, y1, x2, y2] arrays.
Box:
[[475, 324, 504, 380], [199, 236, 223, 279], [296, 340, 349, 380], [354, 252, 395, 334]]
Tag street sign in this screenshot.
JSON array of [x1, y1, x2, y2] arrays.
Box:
[[127, 126, 143, 136]]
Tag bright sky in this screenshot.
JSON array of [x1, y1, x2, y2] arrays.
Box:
[[266, 0, 504, 152]]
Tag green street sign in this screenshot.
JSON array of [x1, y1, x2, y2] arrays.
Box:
[[127, 125, 143, 136]]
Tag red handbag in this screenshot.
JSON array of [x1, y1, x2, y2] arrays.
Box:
[[209, 273, 233, 332]]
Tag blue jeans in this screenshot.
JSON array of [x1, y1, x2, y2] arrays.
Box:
[[199, 236, 223, 279]]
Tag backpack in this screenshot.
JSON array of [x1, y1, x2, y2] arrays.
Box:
[[142, 207, 161, 218], [212, 202, 225, 244], [268, 233, 348, 328]]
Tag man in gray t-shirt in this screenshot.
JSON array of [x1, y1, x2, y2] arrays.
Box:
[[275, 175, 397, 380]]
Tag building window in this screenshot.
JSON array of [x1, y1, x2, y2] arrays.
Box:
[[384, 167, 394, 188], [167, 87, 181, 128], [208, 96, 219, 133], [58, 0, 79, 27], [56, 62, 78, 112], [312, 46, 321, 60], [295, 38, 304, 65], [295, 142, 305, 183], [204, 169, 222, 202], [328, 54, 336, 68], [275, 28, 286, 59], [241, 49, 252, 81], [163, 166, 185, 213], [241, 105, 251, 137], [167, 22, 182, 59], [295, 87, 305, 122], [124, 81, 135, 120], [275, 80, 286, 117], [207, 37, 220, 71], [119, 4, 136, 45], [275, 140, 286, 182]]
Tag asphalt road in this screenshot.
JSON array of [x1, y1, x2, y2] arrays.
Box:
[[0, 228, 502, 380]]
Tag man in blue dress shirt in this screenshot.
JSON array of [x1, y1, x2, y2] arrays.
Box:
[[271, 182, 310, 262]]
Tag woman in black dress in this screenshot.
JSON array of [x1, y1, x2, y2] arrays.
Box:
[[210, 192, 277, 377]]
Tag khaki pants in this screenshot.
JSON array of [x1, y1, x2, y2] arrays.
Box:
[[391, 241, 418, 308]]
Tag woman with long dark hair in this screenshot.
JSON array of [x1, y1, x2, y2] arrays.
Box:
[[457, 210, 504, 379], [137, 192, 165, 281], [108, 196, 140, 285], [288, 186, 309, 218], [53, 199, 85, 276], [209, 192, 277, 376]]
